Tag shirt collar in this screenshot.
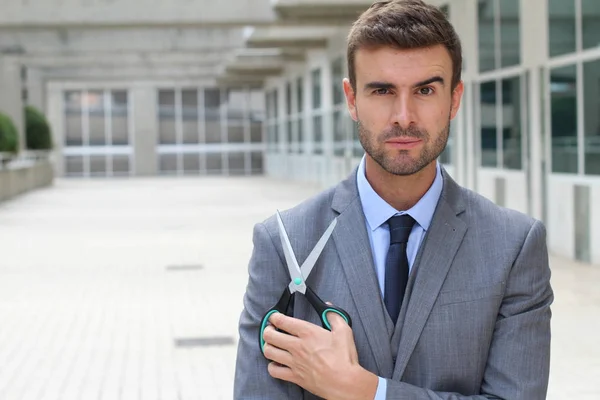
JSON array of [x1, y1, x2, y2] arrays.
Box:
[[356, 155, 444, 232]]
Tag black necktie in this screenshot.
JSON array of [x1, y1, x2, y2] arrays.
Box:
[[384, 214, 416, 325]]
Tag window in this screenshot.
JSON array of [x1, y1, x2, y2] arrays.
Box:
[[548, 0, 576, 57], [296, 77, 305, 153], [311, 69, 323, 154], [479, 76, 523, 169], [331, 58, 344, 106], [182, 89, 199, 144], [156, 87, 264, 176], [111, 91, 129, 145], [311, 69, 321, 110], [249, 89, 265, 145], [313, 115, 323, 155], [548, 0, 600, 56], [478, 0, 520, 72], [333, 110, 346, 157], [351, 118, 363, 158], [285, 82, 294, 153], [583, 59, 600, 175], [332, 57, 348, 157], [63, 89, 132, 177], [204, 88, 222, 144], [439, 121, 455, 165], [297, 77, 304, 113], [503, 76, 522, 169], [582, 0, 600, 50], [158, 90, 176, 145], [224, 89, 247, 144], [550, 65, 578, 173], [266, 89, 279, 153], [64, 91, 83, 146], [480, 81, 497, 166], [478, 0, 496, 73], [87, 90, 106, 146]]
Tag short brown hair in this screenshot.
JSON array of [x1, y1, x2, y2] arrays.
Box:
[[347, 0, 462, 92]]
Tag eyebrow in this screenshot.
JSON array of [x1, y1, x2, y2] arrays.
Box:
[[363, 82, 396, 92], [414, 76, 445, 88], [363, 76, 445, 92]]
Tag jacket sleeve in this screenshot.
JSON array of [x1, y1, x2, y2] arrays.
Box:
[[384, 220, 554, 400], [233, 221, 304, 400]]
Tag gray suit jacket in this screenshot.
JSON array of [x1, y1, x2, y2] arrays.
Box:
[[234, 166, 553, 399]]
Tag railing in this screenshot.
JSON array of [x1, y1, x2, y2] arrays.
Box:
[[0, 151, 52, 170]]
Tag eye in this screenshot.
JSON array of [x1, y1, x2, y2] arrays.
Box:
[[418, 87, 434, 95], [374, 88, 390, 95]]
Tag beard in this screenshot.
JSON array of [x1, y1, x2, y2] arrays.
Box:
[[357, 116, 450, 176]]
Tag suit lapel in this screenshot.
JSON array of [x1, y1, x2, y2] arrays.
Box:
[[393, 170, 468, 379], [331, 169, 395, 378]]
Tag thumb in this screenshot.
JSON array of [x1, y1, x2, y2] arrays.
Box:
[[324, 302, 347, 330]]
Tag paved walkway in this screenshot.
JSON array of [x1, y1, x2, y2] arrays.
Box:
[[0, 176, 597, 399]]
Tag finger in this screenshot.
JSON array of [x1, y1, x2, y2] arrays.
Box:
[[267, 362, 297, 384], [269, 312, 309, 337], [325, 310, 349, 331], [262, 324, 299, 352], [262, 343, 294, 367]]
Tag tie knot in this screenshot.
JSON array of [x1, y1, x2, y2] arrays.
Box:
[[388, 214, 415, 244]]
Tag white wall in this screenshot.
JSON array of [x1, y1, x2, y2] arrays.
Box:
[[546, 176, 600, 264], [547, 176, 576, 260]]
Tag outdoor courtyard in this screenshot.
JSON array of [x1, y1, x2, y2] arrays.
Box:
[[0, 176, 597, 399]]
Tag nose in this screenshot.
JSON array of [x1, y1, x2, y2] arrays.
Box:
[[390, 94, 417, 130]]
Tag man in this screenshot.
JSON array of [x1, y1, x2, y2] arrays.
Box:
[[234, 1, 553, 399]]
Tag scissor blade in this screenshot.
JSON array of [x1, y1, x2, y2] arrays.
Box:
[[300, 217, 337, 280], [275, 211, 304, 291]]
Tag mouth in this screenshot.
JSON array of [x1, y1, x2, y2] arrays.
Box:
[[385, 138, 422, 149]]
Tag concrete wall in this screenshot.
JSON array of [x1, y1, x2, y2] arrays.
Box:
[[0, 0, 276, 27], [0, 28, 245, 54], [0, 160, 54, 203], [0, 55, 24, 152]]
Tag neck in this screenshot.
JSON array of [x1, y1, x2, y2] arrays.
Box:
[[364, 156, 437, 211]]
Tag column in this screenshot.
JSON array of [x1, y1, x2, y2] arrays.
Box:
[[25, 67, 46, 113], [321, 53, 334, 186], [46, 84, 65, 176], [0, 55, 25, 152], [450, 0, 478, 191], [520, 0, 549, 222]]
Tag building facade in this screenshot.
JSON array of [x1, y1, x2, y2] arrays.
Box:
[[260, 0, 600, 265], [1, 0, 598, 264]]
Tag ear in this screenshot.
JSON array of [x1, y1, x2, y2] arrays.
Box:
[[343, 78, 358, 121], [450, 80, 464, 120]]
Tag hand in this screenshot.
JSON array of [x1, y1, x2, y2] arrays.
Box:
[[262, 309, 378, 400]]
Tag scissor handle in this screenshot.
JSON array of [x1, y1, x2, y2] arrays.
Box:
[[304, 286, 352, 331], [259, 288, 293, 355]]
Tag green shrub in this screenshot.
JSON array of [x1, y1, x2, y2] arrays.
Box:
[[0, 112, 19, 154], [25, 105, 53, 150]]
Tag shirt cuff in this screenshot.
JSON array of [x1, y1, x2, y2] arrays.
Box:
[[374, 376, 387, 400]]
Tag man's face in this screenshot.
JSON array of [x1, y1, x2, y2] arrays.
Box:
[[343, 44, 463, 176]]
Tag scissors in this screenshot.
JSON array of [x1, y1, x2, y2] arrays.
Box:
[[259, 210, 352, 355]]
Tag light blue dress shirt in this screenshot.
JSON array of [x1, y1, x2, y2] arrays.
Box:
[[355, 155, 444, 400]]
